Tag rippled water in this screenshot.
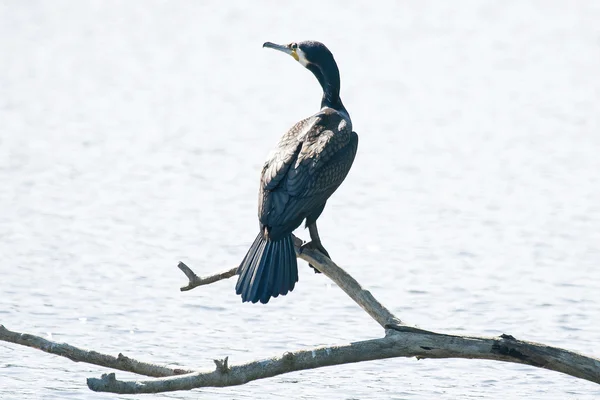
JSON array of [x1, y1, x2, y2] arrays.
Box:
[[1, 1, 600, 398]]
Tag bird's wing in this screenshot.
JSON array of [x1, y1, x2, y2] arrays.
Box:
[[259, 111, 358, 236], [260, 116, 317, 192], [286, 119, 356, 197]]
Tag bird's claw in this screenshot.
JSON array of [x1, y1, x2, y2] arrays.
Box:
[[300, 240, 330, 273], [300, 240, 330, 257]]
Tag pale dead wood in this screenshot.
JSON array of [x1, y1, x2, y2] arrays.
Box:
[[178, 261, 236, 291], [292, 235, 402, 328], [3, 234, 600, 395], [87, 331, 600, 394], [0, 325, 192, 377], [178, 234, 401, 328]]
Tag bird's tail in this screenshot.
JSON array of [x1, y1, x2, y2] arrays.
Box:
[[236, 233, 298, 304]]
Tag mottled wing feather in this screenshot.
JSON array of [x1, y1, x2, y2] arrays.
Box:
[[258, 110, 358, 238], [261, 116, 318, 191], [278, 134, 357, 222], [286, 126, 353, 196]]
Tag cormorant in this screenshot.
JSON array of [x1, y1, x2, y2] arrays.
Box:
[[236, 41, 359, 304]]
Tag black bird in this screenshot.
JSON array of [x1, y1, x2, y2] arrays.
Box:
[[236, 41, 359, 304]]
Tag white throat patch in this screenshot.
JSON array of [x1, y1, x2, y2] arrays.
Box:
[[296, 48, 310, 67]]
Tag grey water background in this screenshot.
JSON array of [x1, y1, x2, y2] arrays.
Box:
[[1, 1, 599, 398]]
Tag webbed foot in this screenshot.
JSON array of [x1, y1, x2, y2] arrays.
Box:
[[300, 240, 330, 273]]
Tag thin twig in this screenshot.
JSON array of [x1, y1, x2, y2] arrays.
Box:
[[0, 325, 193, 377], [179, 262, 237, 291]]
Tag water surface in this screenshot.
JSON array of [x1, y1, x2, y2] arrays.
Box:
[[1, 1, 600, 398]]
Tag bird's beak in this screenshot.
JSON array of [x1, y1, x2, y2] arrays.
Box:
[[263, 42, 299, 61]]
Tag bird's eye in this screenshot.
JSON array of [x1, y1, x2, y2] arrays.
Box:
[[289, 42, 298, 50]]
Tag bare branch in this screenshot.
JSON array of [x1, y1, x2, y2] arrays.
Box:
[[0, 325, 193, 377], [6, 234, 599, 395], [291, 235, 401, 328], [87, 331, 600, 394], [178, 235, 400, 328], [178, 262, 236, 291], [213, 356, 229, 374]]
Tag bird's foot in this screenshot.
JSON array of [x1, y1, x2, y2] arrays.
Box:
[[300, 239, 330, 257], [300, 240, 330, 273]]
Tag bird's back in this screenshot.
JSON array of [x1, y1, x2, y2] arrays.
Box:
[[258, 108, 358, 240]]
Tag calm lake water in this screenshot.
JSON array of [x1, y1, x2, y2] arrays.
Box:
[[1, 1, 600, 398]]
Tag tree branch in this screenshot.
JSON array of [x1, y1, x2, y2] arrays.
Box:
[[86, 331, 600, 394], [178, 234, 401, 328], [292, 235, 402, 328], [178, 262, 237, 291], [0, 325, 192, 377], [3, 233, 599, 395]]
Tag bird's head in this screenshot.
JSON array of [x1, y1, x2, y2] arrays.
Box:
[[263, 40, 343, 111], [263, 40, 334, 69]]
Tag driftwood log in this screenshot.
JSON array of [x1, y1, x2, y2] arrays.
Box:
[[2, 235, 599, 394]]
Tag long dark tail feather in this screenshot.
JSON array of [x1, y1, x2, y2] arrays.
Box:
[[236, 233, 298, 304]]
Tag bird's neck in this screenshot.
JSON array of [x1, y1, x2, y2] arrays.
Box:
[[308, 63, 348, 116], [321, 90, 346, 114]]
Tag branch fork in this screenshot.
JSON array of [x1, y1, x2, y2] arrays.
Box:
[[214, 357, 229, 374], [2, 234, 599, 394]]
